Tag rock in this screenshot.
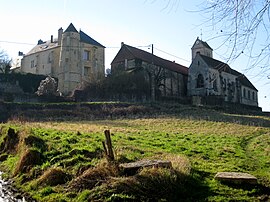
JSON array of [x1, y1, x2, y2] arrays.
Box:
[[119, 160, 172, 176], [214, 172, 257, 184]]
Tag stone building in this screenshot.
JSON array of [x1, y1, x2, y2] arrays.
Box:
[[111, 43, 188, 100], [188, 38, 258, 107], [20, 23, 105, 95]]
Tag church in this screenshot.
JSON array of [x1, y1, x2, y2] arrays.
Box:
[[188, 38, 258, 107]]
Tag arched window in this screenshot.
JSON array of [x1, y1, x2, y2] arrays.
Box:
[[196, 74, 204, 88], [213, 80, 217, 91]]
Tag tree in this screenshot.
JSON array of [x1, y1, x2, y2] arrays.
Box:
[[36, 76, 60, 96], [202, 0, 270, 70], [0, 49, 11, 74]]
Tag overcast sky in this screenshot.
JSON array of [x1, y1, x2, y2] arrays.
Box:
[[0, 0, 269, 111]]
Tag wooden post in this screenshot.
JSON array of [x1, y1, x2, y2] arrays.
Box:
[[104, 130, 114, 161]]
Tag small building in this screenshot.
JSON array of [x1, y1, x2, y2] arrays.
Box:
[[188, 38, 258, 107], [111, 43, 188, 101], [20, 23, 105, 95]]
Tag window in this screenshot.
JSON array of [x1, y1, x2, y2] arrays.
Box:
[[196, 74, 204, 88], [198, 61, 200, 66], [248, 90, 250, 99], [213, 80, 217, 91], [252, 92, 255, 100], [31, 60, 34, 68], [243, 88, 246, 98], [83, 50, 90, 60], [84, 66, 91, 76]]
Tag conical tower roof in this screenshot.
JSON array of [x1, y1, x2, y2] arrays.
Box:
[[64, 23, 78, 33]]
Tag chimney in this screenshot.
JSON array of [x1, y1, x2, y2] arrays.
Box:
[[58, 27, 63, 45], [51, 35, 53, 43], [121, 42, 124, 47]]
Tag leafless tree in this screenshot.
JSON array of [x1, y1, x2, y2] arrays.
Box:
[[201, 1, 270, 77], [0, 49, 11, 74], [149, 0, 270, 78]]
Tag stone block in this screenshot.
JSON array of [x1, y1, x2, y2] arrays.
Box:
[[119, 160, 172, 176], [214, 172, 257, 184]]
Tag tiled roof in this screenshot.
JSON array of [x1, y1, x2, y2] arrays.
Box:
[[199, 54, 257, 91], [112, 44, 188, 75], [25, 40, 59, 56], [64, 23, 78, 33], [80, 30, 105, 48]]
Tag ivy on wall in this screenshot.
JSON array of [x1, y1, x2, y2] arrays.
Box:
[[0, 73, 47, 93]]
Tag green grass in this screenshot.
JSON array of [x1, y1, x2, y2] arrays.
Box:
[[0, 103, 269, 201]]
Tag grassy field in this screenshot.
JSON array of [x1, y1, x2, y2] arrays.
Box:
[[0, 102, 269, 201]]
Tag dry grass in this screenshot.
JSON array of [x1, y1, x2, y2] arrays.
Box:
[[69, 161, 119, 191], [37, 167, 71, 186], [14, 148, 42, 175], [151, 153, 191, 175]]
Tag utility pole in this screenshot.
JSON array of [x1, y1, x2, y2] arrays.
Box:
[[151, 44, 155, 102]]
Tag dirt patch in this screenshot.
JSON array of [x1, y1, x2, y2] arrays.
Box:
[[37, 168, 71, 186], [14, 148, 42, 175], [0, 127, 19, 154]]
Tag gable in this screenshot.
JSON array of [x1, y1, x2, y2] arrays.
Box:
[[111, 44, 188, 75], [191, 38, 213, 51]]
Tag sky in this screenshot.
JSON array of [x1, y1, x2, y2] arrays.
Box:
[[0, 0, 269, 111]]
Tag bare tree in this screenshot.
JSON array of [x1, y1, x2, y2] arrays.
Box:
[[0, 49, 11, 74], [202, 1, 270, 72]]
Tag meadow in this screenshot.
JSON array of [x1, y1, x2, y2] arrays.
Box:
[[0, 102, 269, 201]]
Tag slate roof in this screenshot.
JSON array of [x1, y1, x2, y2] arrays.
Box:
[[64, 23, 78, 33], [199, 54, 257, 91], [112, 44, 188, 75], [25, 23, 105, 55], [79, 30, 105, 48], [25, 40, 59, 56]]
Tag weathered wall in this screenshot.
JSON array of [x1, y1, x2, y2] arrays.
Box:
[[81, 43, 105, 83], [240, 86, 258, 106], [188, 56, 209, 96], [21, 47, 60, 77]]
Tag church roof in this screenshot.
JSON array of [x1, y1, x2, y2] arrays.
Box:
[[80, 30, 105, 48], [199, 54, 257, 91], [64, 23, 78, 33], [112, 44, 188, 75]]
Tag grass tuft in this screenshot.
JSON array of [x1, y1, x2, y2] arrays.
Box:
[[37, 167, 71, 186]]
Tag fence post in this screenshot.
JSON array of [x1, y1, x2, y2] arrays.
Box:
[[103, 130, 115, 161]]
